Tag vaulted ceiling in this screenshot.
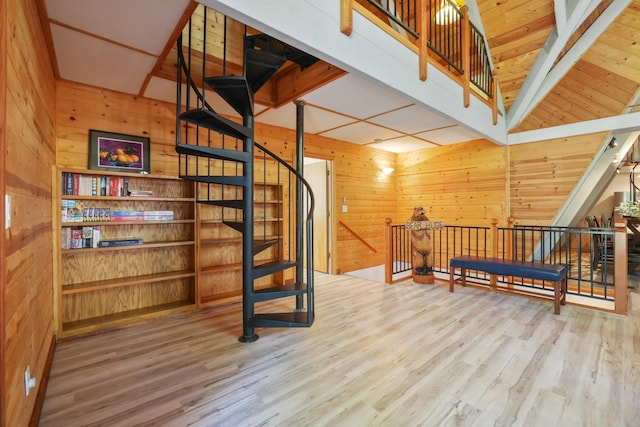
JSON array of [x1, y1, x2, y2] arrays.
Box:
[[39, 0, 640, 151]]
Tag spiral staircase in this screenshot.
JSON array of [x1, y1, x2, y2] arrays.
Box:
[[175, 18, 316, 342]]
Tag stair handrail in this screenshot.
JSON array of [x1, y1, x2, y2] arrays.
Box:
[[255, 141, 315, 299], [338, 220, 378, 253], [175, 34, 216, 127]]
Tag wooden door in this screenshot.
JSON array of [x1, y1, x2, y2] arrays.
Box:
[[304, 159, 329, 273]]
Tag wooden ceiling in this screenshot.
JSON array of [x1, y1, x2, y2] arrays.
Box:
[[477, 0, 640, 133]]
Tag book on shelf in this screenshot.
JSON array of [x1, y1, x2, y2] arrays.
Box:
[[143, 210, 174, 221], [97, 237, 144, 248], [62, 173, 131, 197], [109, 211, 146, 221], [128, 189, 153, 197], [63, 226, 101, 249]]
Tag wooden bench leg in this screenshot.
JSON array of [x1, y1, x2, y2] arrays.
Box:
[[449, 268, 455, 292], [554, 280, 560, 314], [461, 268, 466, 287]]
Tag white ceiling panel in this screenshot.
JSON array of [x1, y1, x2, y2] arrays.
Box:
[[255, 102, 297, 130], [371, 136, 439, 153], [368, 104, 456, 134], [303, 105, 358, 134], [302, 73, 412, 119], [257, 102, 357, 134], [416, 125, 483, 145], [51, 24, 156, 95], [45, 0, 190, 55], [320, 121, 403, 145]]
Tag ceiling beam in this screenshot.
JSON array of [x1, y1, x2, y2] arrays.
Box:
[[510, 0, 632, 133], [554, 0, 567, 33], [506, 0, 601, 130], [508, 111, 640, 145]]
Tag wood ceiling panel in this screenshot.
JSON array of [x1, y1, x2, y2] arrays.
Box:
[[502, 0, 640, 133], [477, 0, 555, 111]]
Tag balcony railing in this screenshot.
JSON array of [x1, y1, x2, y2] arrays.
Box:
[[384, 218, 631, 314], [341, 0, 497, 122]]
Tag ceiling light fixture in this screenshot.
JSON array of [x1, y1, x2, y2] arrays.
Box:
[[609, 137, 617, 148], [382, 167, 394, 175], [435, 0, 463, 26]]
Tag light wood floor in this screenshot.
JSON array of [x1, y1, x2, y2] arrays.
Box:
[[40, 273, 640, 426]]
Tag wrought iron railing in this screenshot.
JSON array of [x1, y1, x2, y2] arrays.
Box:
[[384, 218, 412, 283], [366, 0, 419, 37], [385, 219, 629, 312]]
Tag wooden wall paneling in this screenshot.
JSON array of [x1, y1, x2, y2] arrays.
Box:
[[5, 0, 56, 425], [397, 140, 507, 227], [254, 125, 398, 274], [56, 80, 179, 176], [508, 133, 605, 225], [0, 0, 6, 420]]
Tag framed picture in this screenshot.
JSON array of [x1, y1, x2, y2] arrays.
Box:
[[88, 130, 150, 174]]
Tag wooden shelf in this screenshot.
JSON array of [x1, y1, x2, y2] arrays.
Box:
[[60, 300, 195, 338], [62, 240, 195, 254], [62, 270, 196, 295], [201, 262, 242, 274], [62, 219, 195, 227], [55, 168, 197, 338], [196, 181, 283, 306], [62, 195, 194, 202]]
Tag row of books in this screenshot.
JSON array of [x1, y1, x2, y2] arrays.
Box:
[[62, 201, 174, 222], [61, 173, 154, 197], [62, 226, 144, 249]]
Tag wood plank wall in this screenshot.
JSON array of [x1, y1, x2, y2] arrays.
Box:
[[396, 139, 508, 226], [56, 81, 398, 276], [508, 133, 606, 225], [4, 0, 56, 425], [396, 135, 603, 230], [0, 0, 7, 423]]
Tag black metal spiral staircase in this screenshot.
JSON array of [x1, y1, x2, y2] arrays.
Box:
[[175, 15, 316, 342]]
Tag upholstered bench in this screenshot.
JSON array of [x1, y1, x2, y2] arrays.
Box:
[[449, 256, 568, 314]]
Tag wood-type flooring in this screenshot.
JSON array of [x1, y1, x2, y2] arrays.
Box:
[[40, 273, 640, 426]]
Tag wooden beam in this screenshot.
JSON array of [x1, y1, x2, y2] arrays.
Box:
[[418, 0, 427, 81], [508, 0, 633, 131], [341, 0, 353, 36], [461, 6, 470, 108], [141, 0, 200, 96], [270, 61, 346, 108], [614, 218, 628, 314], [0, 0, 6, 422], [508, 111, 640, 144]]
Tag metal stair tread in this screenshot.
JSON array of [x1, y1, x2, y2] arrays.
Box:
[[252, 259, 298, 279], [204, 76, 253, 116], [252, 312, 313, 328], [252, 282, 308, 302], [245, 48, 286, 93], [179, 108, 251, 140], [198, 199, 244, 209], [180, 175, 246, 186], [223, 221, 244, 234], [176, 143, 249, 163], [253, 238, 279, 255]]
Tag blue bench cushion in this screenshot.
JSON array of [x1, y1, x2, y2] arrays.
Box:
[[450, 256, 567, 282]]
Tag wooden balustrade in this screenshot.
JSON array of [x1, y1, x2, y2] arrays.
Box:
[[341, 0, 498, 117]]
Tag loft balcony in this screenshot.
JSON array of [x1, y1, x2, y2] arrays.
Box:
[[342, 0, 498, 124]]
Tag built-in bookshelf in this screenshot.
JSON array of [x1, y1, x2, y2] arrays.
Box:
[[197, 182, 285, 306], [54, 168, 197, 338]]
